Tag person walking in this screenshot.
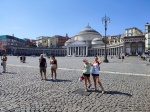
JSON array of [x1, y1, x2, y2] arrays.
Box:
[[122, 53, 125, 62], [91, 55, 105, 93], [1, 54, 7, 73], [39, 54, 47, 80], [82, 59, 92, 91], [50, 55, 57, 80]]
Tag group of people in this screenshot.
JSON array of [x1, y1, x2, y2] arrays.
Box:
[[1, 54, 7, 73], [39, 54, 58, 80], [82, 55, 105, 93], [39, 54, 105, 93]]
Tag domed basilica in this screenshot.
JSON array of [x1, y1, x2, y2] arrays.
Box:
[[65, 25, 124, 57]]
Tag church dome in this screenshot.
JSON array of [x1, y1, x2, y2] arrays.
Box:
[[64, 39, 73, 46], [91, 37, 103, 45], [76, 25, 101, 36], [74, 25, 102, 41]]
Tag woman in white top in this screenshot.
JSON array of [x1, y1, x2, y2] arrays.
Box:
[[91, 55, 104, 93]]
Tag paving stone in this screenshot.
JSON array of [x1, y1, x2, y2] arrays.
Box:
[[0, 56, 150, 111]]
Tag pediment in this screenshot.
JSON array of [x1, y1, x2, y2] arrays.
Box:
[[68, 41, 86, 46]]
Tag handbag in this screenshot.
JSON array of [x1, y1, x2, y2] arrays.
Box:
[[1, 62, 3, 66], [79, 75, 84, 82]]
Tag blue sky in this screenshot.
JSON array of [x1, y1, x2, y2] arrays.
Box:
[[0, 0, 150, 39]]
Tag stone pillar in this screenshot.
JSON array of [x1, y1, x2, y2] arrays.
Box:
[[113, 48, 114, 55], [110, 48, 112, 56], [71, 47, 72, 56], [78, 47, 79, 56], [83, 46, 85, 56], [86, 46, 88, 56], [67, 47, 69, 56], [81, 46, 83, 56], [136, 42, 138, 55], [69, 47, 70, 55], [117, 47, 118, 56]]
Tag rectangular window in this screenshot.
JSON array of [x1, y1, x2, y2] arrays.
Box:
[[128, 30, 131, 33], [148, 34, 150, 38], [148, 26, 150, 33], [148, 40, 150, 45]]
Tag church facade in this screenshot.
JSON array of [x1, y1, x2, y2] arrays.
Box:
[[65, 25, 145, 57]]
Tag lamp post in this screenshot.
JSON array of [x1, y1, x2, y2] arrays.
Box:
[[102, 15, 110, 63]]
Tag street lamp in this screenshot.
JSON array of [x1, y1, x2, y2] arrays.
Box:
[[118, 35, 121, 59], [102, 15, 110, 63]]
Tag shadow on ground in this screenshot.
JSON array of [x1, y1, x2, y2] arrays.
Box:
[[5, 72, 17, 74], [71, 87, 133, 96], [46, 79, 72, 82], [104, 91, 132, 97], [0, 72, 17, 75]]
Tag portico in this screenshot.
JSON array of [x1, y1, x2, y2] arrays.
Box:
[[67, 41, 88, 56]]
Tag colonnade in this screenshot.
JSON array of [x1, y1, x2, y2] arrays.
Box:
[[89, 46, 124, 56], [8, 48, 67, 56], [67, 46, 88, 56]]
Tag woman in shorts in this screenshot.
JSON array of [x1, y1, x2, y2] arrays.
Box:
[[50, 55, 57, 80], [91, 55, 104, 93], [82, 59, 92, 91]]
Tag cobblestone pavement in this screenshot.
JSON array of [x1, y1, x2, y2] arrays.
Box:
[[0, 56, 150, 112]]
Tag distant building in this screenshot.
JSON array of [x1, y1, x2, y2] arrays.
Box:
[[123, 35, 145, 55], [30, 39, 36, 45], [145, 23, 150, 52], [0, 35, 25, 55], [52, 34, 70, 47], [36, 36, 50, 47], [65, 25, 145, 57], [125, 27, 143, 36], [48, 37, 57, 47], [108, 34, 124, 45], [24, 38, 31, 46], [36, 34, 70, 48]]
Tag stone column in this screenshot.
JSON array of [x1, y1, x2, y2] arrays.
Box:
[[113, 48, 114, 55], [110, 48, 112, 56], [67, 47, 69, 56], [71, 47, 72, 56], [78, 47, 79, 56], [86, 46, 88, 56], [81, 46, 83, 56], [136, 42, 138, 55], [120, 47, 122, 56], [83, 46, 85, 56]]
